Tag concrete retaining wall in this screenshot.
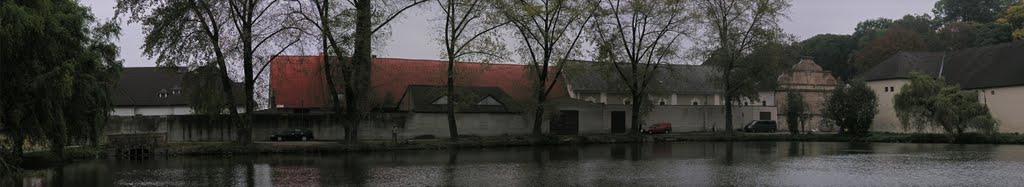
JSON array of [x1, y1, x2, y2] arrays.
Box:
[[105, 112, 544, 142]]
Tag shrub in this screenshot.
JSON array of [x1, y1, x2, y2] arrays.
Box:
[[894, 72, 997, 138], [823, 80, 878, 136]]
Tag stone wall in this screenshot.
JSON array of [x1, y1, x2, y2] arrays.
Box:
[[105, 112, 541, 142], [562, 104, 777, 133]]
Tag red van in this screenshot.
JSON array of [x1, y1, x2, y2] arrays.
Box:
[[641, 123, 672, 134]]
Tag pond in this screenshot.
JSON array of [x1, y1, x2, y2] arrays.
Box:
[[7, 141, 1024, 186]]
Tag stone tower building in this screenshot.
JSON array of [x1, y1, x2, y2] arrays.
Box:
[[775, 58, 839, 132]]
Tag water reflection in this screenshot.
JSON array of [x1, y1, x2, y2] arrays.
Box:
[[8, 142, 1024, 186]]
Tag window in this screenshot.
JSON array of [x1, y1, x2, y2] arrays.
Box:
[[158, 92, 168, 98], [692, 102, 699, 105], [171, 89, 180, 95], [432, 96, 449, 105], [690, 98, 701, 106], [744, 102, 749, 106], [991, 91, 995, 95], [762, 101, 767, 106], [659, 101, 666, 105], [623, 98, 631, 105], [476, 96, 502, 106]]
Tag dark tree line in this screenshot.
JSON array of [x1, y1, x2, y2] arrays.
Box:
[[2, 0, 123, 168]]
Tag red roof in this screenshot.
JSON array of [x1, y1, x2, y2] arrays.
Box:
[[270, 56, 568, 109]]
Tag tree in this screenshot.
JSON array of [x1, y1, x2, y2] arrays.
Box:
[[783, 92, 808, 135], [591, 0, 692, 135], [2, 0, 121, 164], [851, 27, 930, 73], [695, 0, 790, 133], [120, 0, 303, 145], [343, 0, 428, 144], [933, 0, 1018, 23], [894, 73, 997, 138], [937, 21, 1013, 50], [799, 34, 857, 81], [119, 0, 245, 144], [494, 0, 590, 136], [435, 0, 508, 140], [998, 4, 1024, 40], [822, 80, 877, 136]]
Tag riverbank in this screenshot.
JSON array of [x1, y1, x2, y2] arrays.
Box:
[[159, 132, 1024, 156], [15, 132, 1024, 166]]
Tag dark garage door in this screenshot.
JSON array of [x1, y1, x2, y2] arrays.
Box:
[[611, 111, 626, 133], [551, 110, 579, 135]]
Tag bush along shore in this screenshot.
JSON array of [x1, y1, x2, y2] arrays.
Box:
[[13, 132, 1024, 165]]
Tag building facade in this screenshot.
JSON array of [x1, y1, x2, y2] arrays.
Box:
[[861, 41, 1024, 133], [775, 58, 838, 132], [562, 62, 778, 133]]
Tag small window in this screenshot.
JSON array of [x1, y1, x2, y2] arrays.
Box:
[[744, 102, 749, 106], [476, 96, 502, 106], [432, 96, 449, 105], [762, 101, 767, 106], [884, 87, 888, 92], [623, 98, 631, 105], [692, 102, 699, 105], [158, 92, 168, 98], [991, 91, 995, 95], [659, 101, 666, 105], [171, 89, 181, 95]]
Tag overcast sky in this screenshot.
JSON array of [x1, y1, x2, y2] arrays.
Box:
[[79, 0, 937, 67]]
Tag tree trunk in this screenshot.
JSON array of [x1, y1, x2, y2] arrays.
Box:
[[724, 93, 733, 133], [446, 56, 459, 141], [88, 117, 99, 147], [630, 93, 642, 135], [532, 105, 545, 136], [10, 126, 24, 164], [347, 0, 374, 145], [240, 19, 255, 145]]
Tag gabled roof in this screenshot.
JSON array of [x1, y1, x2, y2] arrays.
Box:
[[397, 85, 518, 113], [111, 67, 246, 107], [269, 56, 569, 109], [858, 52, 944, 81], [860, 41, 1024, 89], [564, 61, 722, 94], [111, 67, 189, 106]]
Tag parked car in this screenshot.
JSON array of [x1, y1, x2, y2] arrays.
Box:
[[641, 123, 672, 134], [270, 128, 315, 141], [741, 120, 778, 133]]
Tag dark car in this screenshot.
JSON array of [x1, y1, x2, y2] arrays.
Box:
[[270, 128, 315, 141], [741, 120, 777, 133], [641, 123, 673, 134]]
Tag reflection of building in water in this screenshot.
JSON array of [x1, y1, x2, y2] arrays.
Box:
[[270, 165, 320, 187]]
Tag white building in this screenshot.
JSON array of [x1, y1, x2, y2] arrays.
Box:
[[111, 67, 243, 116]]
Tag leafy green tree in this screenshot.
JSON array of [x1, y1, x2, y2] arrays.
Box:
[[695, 0, 790, 133], [783, 92, 808, 135], [823, 80, 877, 136], [851, 27, 930, 74], [938, 21, 1013, 50], [2, 0, 121, 163], [998, 4, 1024, 40], [933, 0, 1018, 23], [494, 0, 590, 136], [591, 0, 692, 135], [799, 34, 857, 81], [894, 73, 997, 137]]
